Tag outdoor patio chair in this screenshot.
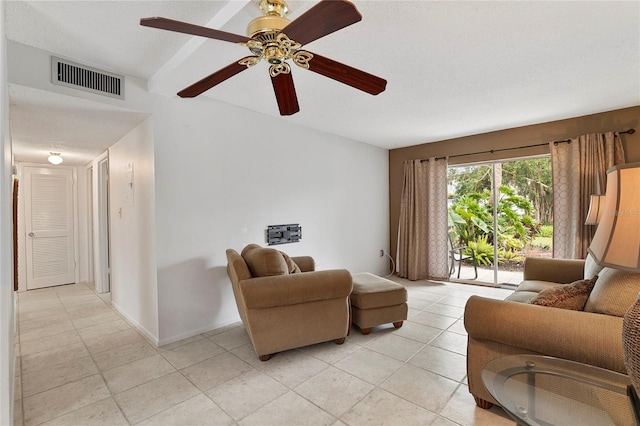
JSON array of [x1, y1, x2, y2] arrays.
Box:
[[449, 233, 478, 280]]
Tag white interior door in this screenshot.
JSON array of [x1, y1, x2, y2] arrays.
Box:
[[24, 166, 75, 290]]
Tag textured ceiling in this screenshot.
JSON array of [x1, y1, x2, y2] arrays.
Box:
[[5, 0, 640, 165]]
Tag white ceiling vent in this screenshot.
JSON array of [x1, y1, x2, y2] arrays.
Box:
[[51, 56, 124, 100]]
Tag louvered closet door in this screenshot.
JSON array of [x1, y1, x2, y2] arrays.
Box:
[[24, 166, 75, 289]]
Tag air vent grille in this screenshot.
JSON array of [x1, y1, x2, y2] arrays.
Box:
[[51, 56, 124, 100]]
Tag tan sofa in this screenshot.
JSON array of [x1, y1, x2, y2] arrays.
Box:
[[226, 244, 353, 361], [464, 255, 640, 409]]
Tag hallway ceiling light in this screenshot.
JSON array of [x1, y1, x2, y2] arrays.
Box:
[[48, 152, 63, 165]]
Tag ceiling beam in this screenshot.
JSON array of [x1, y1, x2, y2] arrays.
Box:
[[147, 0, 251, 95]]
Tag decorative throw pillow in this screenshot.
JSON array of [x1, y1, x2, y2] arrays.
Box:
[[528, 275, 598, 310], [280, 251, 301, 274]]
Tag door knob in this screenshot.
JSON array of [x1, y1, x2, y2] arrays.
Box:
[[28, 232, 34, 237]]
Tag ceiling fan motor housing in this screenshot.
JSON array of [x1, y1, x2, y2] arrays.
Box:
[[247, 0, 291, 39]]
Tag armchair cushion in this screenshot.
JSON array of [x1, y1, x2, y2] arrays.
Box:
[[241, 243, 262, 257], [528, 275, 598, 310], [243, 246, 289, 277]]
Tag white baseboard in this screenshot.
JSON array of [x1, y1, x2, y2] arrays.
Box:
[[156, 317, 241, 347], [110, 301, 159, 347], [109, 301, 241, 348]]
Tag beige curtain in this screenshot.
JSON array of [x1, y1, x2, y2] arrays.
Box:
[[551, 132, 625, 259], [397, 158, 449, 280]]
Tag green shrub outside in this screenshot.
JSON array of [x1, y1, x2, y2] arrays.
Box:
[[539, 225, 553, 238]]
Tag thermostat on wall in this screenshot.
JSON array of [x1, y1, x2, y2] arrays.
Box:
[[267, 224, 302, 245]]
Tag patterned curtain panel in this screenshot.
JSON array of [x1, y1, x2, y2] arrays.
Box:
[[551, 132, 625, 259], [397, 158, 449, 280]]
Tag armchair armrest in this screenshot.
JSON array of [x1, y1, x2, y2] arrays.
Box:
[[523, 257, 585, 283], [464, 296, 625, 373], [240, 269, 353, 309]]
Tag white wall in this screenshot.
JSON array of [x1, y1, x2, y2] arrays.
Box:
[[108, 118, 159, 342], [7, 41, 390, 346], [0, 2, 16, 422], [152, 98, 389, 344]]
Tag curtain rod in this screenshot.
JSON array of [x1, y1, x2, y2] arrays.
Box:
[[425, 128, 635, 162]]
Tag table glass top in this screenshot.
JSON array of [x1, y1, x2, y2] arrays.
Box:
[[482, 355, 635, 426]]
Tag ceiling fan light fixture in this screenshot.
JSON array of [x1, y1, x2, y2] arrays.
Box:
[[48, 152, 63, 165], [265, 46, 285, 64]]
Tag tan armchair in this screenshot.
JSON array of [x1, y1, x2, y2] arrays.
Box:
[[226, 245, 353, 361]]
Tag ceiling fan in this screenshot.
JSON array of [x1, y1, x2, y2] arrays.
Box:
[[140, 0, 387, 116]]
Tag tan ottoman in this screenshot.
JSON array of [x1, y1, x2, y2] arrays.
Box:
[[350, 272, 408, 335]]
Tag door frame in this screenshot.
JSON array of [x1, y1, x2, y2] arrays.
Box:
[[86, 164, 94, 284], [447, 155, 551, 286], [93, 152, 111, 294], [17, 162, 79, 292]]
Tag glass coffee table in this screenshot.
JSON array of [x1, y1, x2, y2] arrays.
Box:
[[482, 355, 636, 426]]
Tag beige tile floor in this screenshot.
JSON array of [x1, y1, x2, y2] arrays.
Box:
[[14, 277, 516, 426]]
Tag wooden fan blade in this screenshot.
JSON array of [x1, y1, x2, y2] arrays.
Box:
[[141, 17, 251, 44], [271, 72, 300, 116], [178, 58, 254, 98], [282, 0, 362, 46], [306, 53, 386, 95]]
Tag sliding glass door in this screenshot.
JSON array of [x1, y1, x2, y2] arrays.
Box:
[[447, 157, 553, 286]]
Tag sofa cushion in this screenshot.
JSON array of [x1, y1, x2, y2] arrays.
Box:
[[516, 280, 562, 293], [527, 276, 598, 310], [504, 280, 559, 303], [243, 246, 289, 277], [505, 291, 541, 303], [584, 268, 640, 317]]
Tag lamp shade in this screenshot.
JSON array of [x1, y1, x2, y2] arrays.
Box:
[[588, 163, 640, 272], [585, 194, 606, 225]]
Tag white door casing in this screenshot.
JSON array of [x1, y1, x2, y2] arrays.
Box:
[[93, 154, 111, 294], [86, 165, 94, 283], [24, 166, 76, 289]]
